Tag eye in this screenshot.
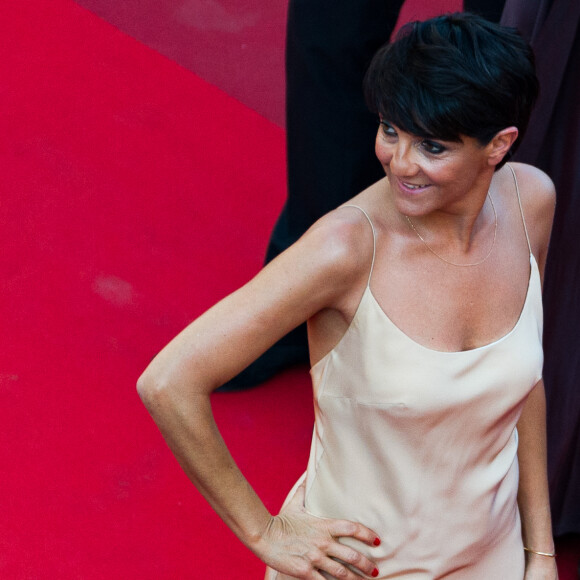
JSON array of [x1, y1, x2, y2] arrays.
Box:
[[421, 140, 446, 155], [379, 120, 397, 137]]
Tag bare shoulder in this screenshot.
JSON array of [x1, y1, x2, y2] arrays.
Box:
[[299, 204, 375, 285], [507, 162, 556, 213], [239, 203, 375, 319], [505, 162, 555, 263]]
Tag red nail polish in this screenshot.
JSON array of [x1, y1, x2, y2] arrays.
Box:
[[372, 568, 379, 578], [373, 537, 381, 546]]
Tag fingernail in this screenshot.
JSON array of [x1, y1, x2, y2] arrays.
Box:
[[372, 569, 379, 578], [373, 537, 381, 546]]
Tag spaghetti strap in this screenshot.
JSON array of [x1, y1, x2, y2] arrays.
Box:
[[343, 205, 376, 287], [507, 163, 532, 255]]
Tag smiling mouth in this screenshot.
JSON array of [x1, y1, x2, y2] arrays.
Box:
[[398, 179, 430, 192]]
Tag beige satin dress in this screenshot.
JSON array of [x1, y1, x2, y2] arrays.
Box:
[[266, 174, 543, 579]]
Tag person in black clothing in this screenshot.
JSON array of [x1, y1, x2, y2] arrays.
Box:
[[223, 0, 506, 389]]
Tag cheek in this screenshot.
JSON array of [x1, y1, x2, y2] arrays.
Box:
[[375, 137, 392, 166]]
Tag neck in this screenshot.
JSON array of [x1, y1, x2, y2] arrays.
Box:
[[400, 178, 495, 252]]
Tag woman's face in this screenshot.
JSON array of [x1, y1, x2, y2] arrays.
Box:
[[375, 120, 493, 217]]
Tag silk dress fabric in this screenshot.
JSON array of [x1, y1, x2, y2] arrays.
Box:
[[265, 191, 543, 579]]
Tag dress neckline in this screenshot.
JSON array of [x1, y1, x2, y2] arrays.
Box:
[[311, 253, 538, 373], [366, 253, 538, 355]]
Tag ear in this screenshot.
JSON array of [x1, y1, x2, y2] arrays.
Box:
[[486, 127, 519, 167]]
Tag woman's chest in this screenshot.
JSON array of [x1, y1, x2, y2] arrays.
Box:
[[370, 251, 532, 353]]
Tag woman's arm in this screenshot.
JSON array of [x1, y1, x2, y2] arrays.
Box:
[[137, 209, 382, 579], [514, 163, 557, 578], [517, 379, 558, 578]]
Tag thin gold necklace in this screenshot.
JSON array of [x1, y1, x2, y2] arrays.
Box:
[[404, 193, 497, 267]]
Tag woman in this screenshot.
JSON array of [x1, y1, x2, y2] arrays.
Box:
[[138, 13, 557, 579]]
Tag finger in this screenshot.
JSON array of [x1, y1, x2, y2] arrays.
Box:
[[317, 555, 373, 580], [327, 519, 381, 548], [326, 544, 379, 579]]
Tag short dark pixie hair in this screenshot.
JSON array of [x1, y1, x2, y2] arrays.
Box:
[[364, 12, 539, 168]]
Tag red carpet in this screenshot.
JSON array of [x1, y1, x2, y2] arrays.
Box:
[[1, 1, 300, 577], [1, 0, 577, 578]]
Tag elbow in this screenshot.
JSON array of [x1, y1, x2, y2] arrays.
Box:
[[136, 354, 214, 411], [137, 369, 211, 431], [136, 369, 169, 410]]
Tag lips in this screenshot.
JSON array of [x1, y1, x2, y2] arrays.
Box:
[[396, 178, 431, 194]]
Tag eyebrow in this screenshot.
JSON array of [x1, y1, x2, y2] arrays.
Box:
[[381, 120, 456, 143]]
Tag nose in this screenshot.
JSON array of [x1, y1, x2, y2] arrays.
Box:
[[390, 140, 418, 177]]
